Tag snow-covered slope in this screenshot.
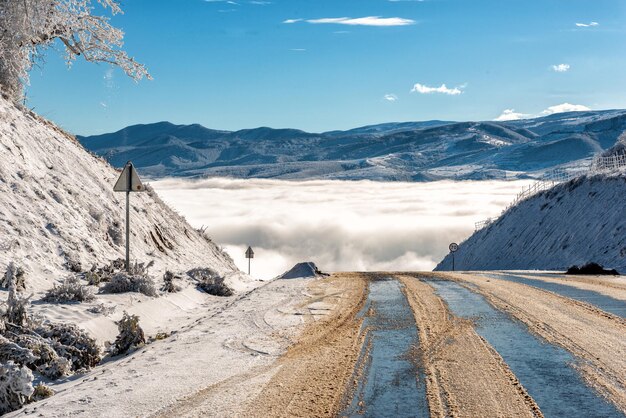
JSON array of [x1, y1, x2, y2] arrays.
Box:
[[435, 172, 626, 271], [0, 95, 248, 292], [78, 110, 626, 181]]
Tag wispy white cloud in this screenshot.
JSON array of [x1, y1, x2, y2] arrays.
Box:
[[384, 94, 398, 102], [411, 83, 463, 95], [541, 103, 591, 115], [575, 21, 599, 27], [285, 16, 415, 27], [290, 48, 306, 52], [551, 63, 570, 72], [494, 109, 529, 121]]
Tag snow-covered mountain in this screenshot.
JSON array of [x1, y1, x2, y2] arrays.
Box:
[[0, 94, 246, 290], [78, 110, 626, 180], [435, 171, 626, 271]]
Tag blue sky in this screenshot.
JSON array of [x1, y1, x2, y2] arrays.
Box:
[[26, 0, 626, 135]]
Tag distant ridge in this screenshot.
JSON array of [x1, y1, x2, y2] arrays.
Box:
[[79, 110, 626, 181]]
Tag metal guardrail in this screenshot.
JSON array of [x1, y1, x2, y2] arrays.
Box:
[[474, 153, 626, 231]]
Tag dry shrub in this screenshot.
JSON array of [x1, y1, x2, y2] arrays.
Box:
[[109, 312, 145, 356], [99, 273, 157, 297], [188, 268, 233, 297], [161, 271, 181, 293], [43, 277, 95, 303]]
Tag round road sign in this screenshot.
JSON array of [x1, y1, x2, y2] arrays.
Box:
[[449, 243, 459, 253]]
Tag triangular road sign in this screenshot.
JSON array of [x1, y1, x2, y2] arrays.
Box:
[[114, 162, 146, 192], [245, 246, 254, 258]]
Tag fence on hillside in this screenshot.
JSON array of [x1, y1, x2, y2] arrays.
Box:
[[474, 152, 626, 231]]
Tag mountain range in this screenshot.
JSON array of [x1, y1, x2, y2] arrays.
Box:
[[78, 110, 626, 181]]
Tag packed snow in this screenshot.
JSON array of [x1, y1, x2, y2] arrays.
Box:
[[9, 278, 317, 417]]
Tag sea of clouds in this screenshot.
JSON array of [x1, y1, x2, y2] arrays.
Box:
[[152, 178, 532, 280]]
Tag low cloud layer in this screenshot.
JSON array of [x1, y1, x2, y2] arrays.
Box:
[[153, 178, 532, 280]]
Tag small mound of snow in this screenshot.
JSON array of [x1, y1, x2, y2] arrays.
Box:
[[278, 262, 327, 280]]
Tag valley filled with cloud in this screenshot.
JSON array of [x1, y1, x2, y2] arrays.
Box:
[[153, 178, 532, 279]]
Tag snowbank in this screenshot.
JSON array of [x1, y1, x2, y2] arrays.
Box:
[[436, 172, 626, 271], [278, 262, 326, 280]]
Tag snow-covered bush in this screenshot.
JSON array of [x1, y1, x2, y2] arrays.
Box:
[[35, 355, 71, 380], [0, 361, 34, 414], [87, 303, 115, 316], [0, 289, 101, 379], [2, 263, 25, 291], [100, 273, 157, 297], [161, 271, 182, 293], [10, 334, 71, 379], [43, 277, 95, 303], [5, 285, 31, 329], [188, 268, 233, 297], [63, 253, 82, 273], [86, 259, 153, 287], [0, 336, 37, 367], [109, 312, 145, 356], [36, 323, 101, 371], [84, 259, 124, 285]]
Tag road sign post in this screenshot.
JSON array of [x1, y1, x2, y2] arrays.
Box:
[[114, 162, 146, 272], [245, 246, 254, 275], [449, 242, 459, 272]]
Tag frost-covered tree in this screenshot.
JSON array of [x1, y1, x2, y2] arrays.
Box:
[[0, 0, 149, 101]]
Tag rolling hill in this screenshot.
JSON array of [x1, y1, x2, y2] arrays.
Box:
[[78, 110, 626, 180]]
